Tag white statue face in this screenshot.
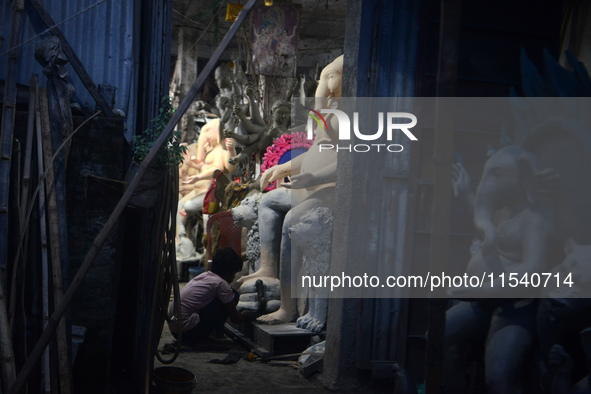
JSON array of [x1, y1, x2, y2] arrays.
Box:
[[200, 119, 222, 147], [319, 69, 342, 98], [314, 55, 344, 110]]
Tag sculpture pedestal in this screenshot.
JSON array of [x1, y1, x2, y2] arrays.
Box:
[[226, 321, 315, 357]]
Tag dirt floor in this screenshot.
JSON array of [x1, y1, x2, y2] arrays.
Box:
[[152, 280, 397, 394], [153, 320, 327, 393]]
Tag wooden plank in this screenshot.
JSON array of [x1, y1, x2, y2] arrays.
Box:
[[9, 2, 258, 391], [26, 0, 115, 118], [35, 84, 52, 393], [228, 321, 315, 356], [399, 0, 436, 375], [424, 0, 462, 393], [251, 323, 315, 356], [224, 323, 271, 358], [322, 0, 366, 388], [39, 88, 71, 394], [253, 322, 316, 337], [268, 360, 299, 367]]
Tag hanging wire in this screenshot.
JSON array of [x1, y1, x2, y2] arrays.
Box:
[[172, 9, 202, 27]]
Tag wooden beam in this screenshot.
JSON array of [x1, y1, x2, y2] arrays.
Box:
[[424, 0, 462, 393], [35, 83, 52, 393], [9, 1, 258, 391], [39, 89, 71, 394], [26, 0, 115, 118]]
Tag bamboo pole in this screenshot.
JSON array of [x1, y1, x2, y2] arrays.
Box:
[[20, 75, 37, 234], [9, 75, 37, 328], [11, 111, 101, 288], [9, 2, 257, 391], [0, 1, 25, 389], [0, 267, 16, 393], [0, 0, 25, 263], [39, 89, 71, 394], [35, 86, 52, 394]]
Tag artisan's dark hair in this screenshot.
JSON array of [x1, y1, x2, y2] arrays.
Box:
[[210, 247, 243, 278]]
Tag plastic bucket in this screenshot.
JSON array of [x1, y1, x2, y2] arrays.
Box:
[[153, 367, 197, 394]]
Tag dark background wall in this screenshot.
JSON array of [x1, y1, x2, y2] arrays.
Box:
[[66, 117, 126, 392], [328, 0, 565, 388]]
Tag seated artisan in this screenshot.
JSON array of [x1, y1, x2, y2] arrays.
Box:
[[168, 248, 251, 345]]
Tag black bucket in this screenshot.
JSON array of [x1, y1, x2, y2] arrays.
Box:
[[153, 367, 197, 394]]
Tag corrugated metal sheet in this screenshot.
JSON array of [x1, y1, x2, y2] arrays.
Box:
[[0, 0, 136, 133]]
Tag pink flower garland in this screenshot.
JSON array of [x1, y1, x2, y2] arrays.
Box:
[[261, 132, 313, 191]]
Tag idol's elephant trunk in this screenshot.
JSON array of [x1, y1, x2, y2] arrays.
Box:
[[314, 96, 328, 112], [472, 145, 531, 255], [195, 118, 221, 162], [313, 55, 343, 111]]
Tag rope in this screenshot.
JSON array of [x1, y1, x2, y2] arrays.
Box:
[[154, 165, 183, 364], [172, 9, 202, 27], [0, 0, 108, 59]]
